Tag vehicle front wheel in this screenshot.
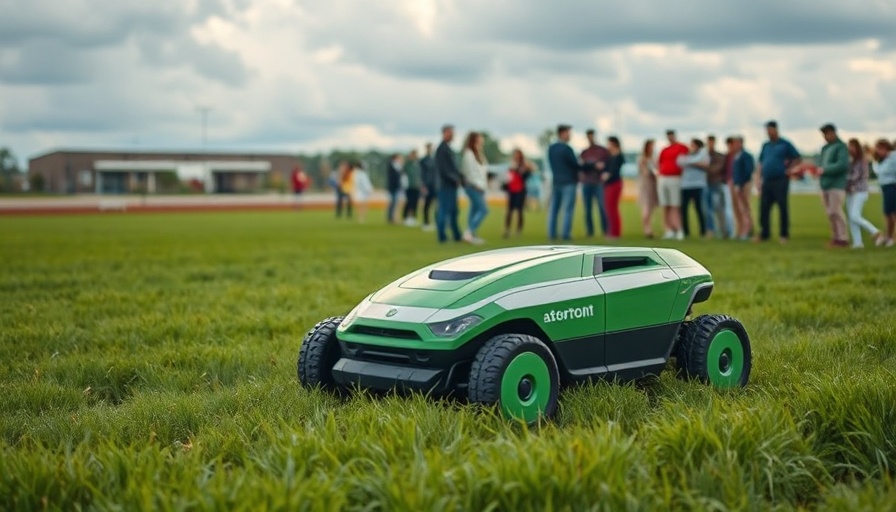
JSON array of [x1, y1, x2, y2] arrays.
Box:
[[468, 334, 560, 424], [297, 316, 344, 391], [676, 314, 751, 388]]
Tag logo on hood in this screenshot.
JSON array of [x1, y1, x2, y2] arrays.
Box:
[[386, 308, 398, 318]]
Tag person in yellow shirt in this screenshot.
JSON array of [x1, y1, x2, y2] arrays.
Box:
[[335, 161, 353, 218]]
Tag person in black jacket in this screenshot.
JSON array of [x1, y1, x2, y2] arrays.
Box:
[[435, 125, 464, 242], [385, 154, 403, 224], [602, 136, 625, 238], [419, 143, 437, 231]]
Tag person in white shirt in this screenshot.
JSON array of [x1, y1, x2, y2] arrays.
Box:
[[351, 160, 373, 223], [461, 131, 490, 244], [676, 138, 710, 238], [874, 138, 896, 246]]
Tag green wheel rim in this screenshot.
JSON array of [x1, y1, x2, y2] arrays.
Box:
[[499, 352, 551, 423], [707, 329, 745, 388]]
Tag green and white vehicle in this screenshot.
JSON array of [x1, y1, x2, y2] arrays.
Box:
[[298, 246, 751, 423]]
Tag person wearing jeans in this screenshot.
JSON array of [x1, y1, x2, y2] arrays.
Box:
[[434, 125, 464, 243], [548, 183, 578, 240], [844, 138, 881, 248], [701, 135, 728, 238], [677, 138, 709, 238], [547, 124, 593, 241], [757, 120, 801, 242], [580, 129, 610, 237], [460, 131, 490, 244]]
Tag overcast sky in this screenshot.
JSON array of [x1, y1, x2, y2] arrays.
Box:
[[2, 0, 895, 164]]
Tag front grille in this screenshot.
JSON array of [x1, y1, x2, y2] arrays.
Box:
[[350, 325, 421, 340]]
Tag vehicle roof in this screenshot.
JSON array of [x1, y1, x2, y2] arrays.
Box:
[[432, 245, 660, 273], [367, 245, 705, 309]]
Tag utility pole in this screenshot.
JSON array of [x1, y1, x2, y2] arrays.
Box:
[[197, 106, 212, 147]]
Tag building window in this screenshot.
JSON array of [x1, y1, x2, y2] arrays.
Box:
[[79, 170, 93, 187]]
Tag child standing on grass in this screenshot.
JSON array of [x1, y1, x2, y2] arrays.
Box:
[[352, 161, 373, 223], [503, 148, 534, 238], [291, 166, 310, 209], [337, 161, 354, 219]]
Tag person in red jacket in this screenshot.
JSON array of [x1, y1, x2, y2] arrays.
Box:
[[503, 148, 535, 238], [657, 129, 689, 239], [291, 165, 310, 209]]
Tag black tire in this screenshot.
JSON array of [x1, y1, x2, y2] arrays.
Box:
[[468, 334, 560, 423], [675, 314, 751, 388], [673, 320, 694, 374], [297, 316, 344, 391]]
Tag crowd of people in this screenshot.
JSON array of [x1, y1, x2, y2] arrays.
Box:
[[313, 121, 896, 249]]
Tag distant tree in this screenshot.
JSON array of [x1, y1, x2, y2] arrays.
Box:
[[537, 128, 554, 151], [479, 132, 507, 164], [0, 147, 22, 192]]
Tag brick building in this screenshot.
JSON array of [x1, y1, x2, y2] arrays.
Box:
[[28, 150, 303, 194]]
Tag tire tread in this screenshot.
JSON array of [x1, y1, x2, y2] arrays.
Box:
[[297, 316, 344, 389]]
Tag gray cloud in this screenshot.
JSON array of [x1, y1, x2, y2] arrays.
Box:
[[137, 37, 251, 87], [0, 0, 232, 46], [456, 1, 896, 50], [0, 40, 96, 85], [0, 0, 248, 87]]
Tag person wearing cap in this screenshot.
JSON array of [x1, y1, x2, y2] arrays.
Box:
[[756, 120, 801, 243], [810, 124, 849, 246], [579, 128, 610, 238], [434, 124, 464, 243], [873, 139, 896, 247], [657, 129, 688, 240], [547, 124, 593, 241]]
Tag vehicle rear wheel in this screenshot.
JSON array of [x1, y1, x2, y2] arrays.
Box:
[[676, 314, 751, 388], [468, 334, 560, 423], [297, 316, 344, 391]]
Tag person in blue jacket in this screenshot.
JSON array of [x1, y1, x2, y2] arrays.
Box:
[[730, 136, 755, 240], [547, 124, 597, 241]]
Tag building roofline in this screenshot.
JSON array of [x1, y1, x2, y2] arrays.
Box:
[[29, 148, 300, 161]]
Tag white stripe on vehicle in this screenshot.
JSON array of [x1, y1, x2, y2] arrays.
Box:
[[424, 276, 584, 322], [494, 278, 598, 310]]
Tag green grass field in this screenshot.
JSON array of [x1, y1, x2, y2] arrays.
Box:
[[2, 195, 895, 511]]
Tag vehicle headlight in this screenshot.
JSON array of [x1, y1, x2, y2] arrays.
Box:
[[427, 315, 483, 338]]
